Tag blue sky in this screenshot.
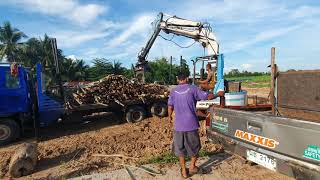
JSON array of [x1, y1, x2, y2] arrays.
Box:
[[0, 0, 319, 72]]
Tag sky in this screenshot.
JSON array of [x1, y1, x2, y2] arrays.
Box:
[[0, 0, 319, 72]]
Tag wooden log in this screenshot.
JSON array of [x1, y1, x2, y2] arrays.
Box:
[[9, 143, 38, 178], [70, 75, 169, 105]]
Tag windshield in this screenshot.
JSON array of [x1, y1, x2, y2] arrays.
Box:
[[5, 71, 20, 88]]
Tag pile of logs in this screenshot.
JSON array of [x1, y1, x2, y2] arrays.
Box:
[[72, 75, 168, 105]]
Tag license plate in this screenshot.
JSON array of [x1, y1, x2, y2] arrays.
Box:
[[246, 150, 277, 171]]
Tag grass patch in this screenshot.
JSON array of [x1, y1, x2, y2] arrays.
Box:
[[226, 75, 270, 83], [226, 75, 270, 88], [140, 150, 220, 165]]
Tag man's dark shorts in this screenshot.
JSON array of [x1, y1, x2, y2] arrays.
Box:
[[172, 129, 201, 157]]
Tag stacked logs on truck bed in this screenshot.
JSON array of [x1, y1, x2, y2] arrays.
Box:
[[72, 75, 168, 106]]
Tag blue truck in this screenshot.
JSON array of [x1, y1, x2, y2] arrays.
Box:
[[0, 62, 168, 145], [0, 63, 65, 145]]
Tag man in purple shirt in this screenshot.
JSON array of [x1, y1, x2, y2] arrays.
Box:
[[168, 72, 209, 178]]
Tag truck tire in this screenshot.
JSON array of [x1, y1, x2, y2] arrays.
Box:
[[151, 102, 168, 117], [0, 120, 20, 146], [125, 106, 147, 123]]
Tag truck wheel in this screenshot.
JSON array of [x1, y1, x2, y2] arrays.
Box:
[[151, 102, 168, 117], [0, 120, 20, 146], [125, 106, 147, 123]]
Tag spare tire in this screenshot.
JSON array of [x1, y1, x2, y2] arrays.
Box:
[[0, 119, 20, 146], [125, 106, 147, 123], [151, 102, 168, 117]]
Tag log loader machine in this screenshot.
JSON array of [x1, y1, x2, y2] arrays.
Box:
[[134, 12, 241, 107], [135, 12, 220, 83]]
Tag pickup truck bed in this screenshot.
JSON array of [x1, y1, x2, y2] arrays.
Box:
[[207, 107, 320, 180]]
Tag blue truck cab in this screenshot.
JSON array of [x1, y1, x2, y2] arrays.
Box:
[[0, 63, 64, 145]]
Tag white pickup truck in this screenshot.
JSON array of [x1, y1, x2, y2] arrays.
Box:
[[206, 69, 320, 180]]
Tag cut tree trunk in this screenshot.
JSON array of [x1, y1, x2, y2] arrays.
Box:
[[9, 143, 38, 178]]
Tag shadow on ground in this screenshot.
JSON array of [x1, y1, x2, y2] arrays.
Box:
[[0, 112, 125, 149], [199, 152, 233, 174]]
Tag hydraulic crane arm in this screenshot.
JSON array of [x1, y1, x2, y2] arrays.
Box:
[[135, 12, 219, 82]]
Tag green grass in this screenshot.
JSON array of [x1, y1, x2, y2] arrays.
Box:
[[226, 75, 270, 88], [139, 150, 221, 165]]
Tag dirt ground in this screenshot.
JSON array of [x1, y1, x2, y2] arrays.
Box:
[[0, 113, 291, 180], [0, 86, 290, 180], [0, 114, 218, 179], [243, 87, 270, 98], [69, 155, 292, 180]]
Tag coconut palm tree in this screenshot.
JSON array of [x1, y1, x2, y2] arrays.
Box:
[[0, 21, 27, 62], [60, 58, 89, 81], [112, 60, 125, 75]]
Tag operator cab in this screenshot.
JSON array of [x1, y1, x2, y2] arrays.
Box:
[[193, 55, 248, 110], [193, 55, 223, 109], [0, 63, 30, 117]]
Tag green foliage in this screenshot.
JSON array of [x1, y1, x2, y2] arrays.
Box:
[[60, 59, 89, 81], [145, 57, 190, 84], [226, 75, 270, 88], [123, 68, 135, 79], [86, 58, 129, 81], [179, 58, 190, 77], [0, 21, 191, 85], [140, 150, 221, 165], [225, 68, 270, 78], [0, 21, 27, 62], [86, 58, 112, 81]]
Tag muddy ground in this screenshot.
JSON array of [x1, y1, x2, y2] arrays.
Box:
[[0, 86, 291, 180]]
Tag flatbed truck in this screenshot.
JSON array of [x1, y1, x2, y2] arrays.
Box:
[[0, 62, 168, 145]]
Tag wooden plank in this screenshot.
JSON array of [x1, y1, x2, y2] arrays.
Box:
[[278, 107, 320, 122], [270, 47, 276, 115], [277, 70, 320, 111]]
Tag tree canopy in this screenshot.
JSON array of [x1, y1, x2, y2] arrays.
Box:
[[0, 21, 27, 62]]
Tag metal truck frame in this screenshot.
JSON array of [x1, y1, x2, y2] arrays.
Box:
[[206, 48, 320, 179]]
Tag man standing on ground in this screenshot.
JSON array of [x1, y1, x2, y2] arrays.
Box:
[[167, 72, 210, 178]]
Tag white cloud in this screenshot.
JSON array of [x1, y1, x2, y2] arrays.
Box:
[[175, 0, 288, 24], [53, 30, 111, 48], [66, 55, 77, 61], [109, 14, 155, 46], [241, 63, 252, 70], [6, 0, 106, 25], [224, 25, 301, 53], [291, 6, 320, 19]]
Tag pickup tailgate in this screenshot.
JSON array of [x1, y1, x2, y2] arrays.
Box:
[[210, 108, 320, 166]]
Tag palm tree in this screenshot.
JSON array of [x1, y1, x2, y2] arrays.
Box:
[[0, 21, 27, 62], [73, 59, 89, 80], [112, 60, 125, 75], [60, 58, 89, 81]]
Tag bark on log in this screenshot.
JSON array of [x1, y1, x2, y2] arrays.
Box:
[[71, 75, 168, 105], [9, 143, 38, 178]]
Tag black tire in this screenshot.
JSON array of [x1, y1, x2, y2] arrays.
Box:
[[0, 120, 20, 146], [151, 102, 168, 117], [125, 106, 147, 123]]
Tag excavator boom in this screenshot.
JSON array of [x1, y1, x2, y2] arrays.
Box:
[[135, 12, 219, 82]]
